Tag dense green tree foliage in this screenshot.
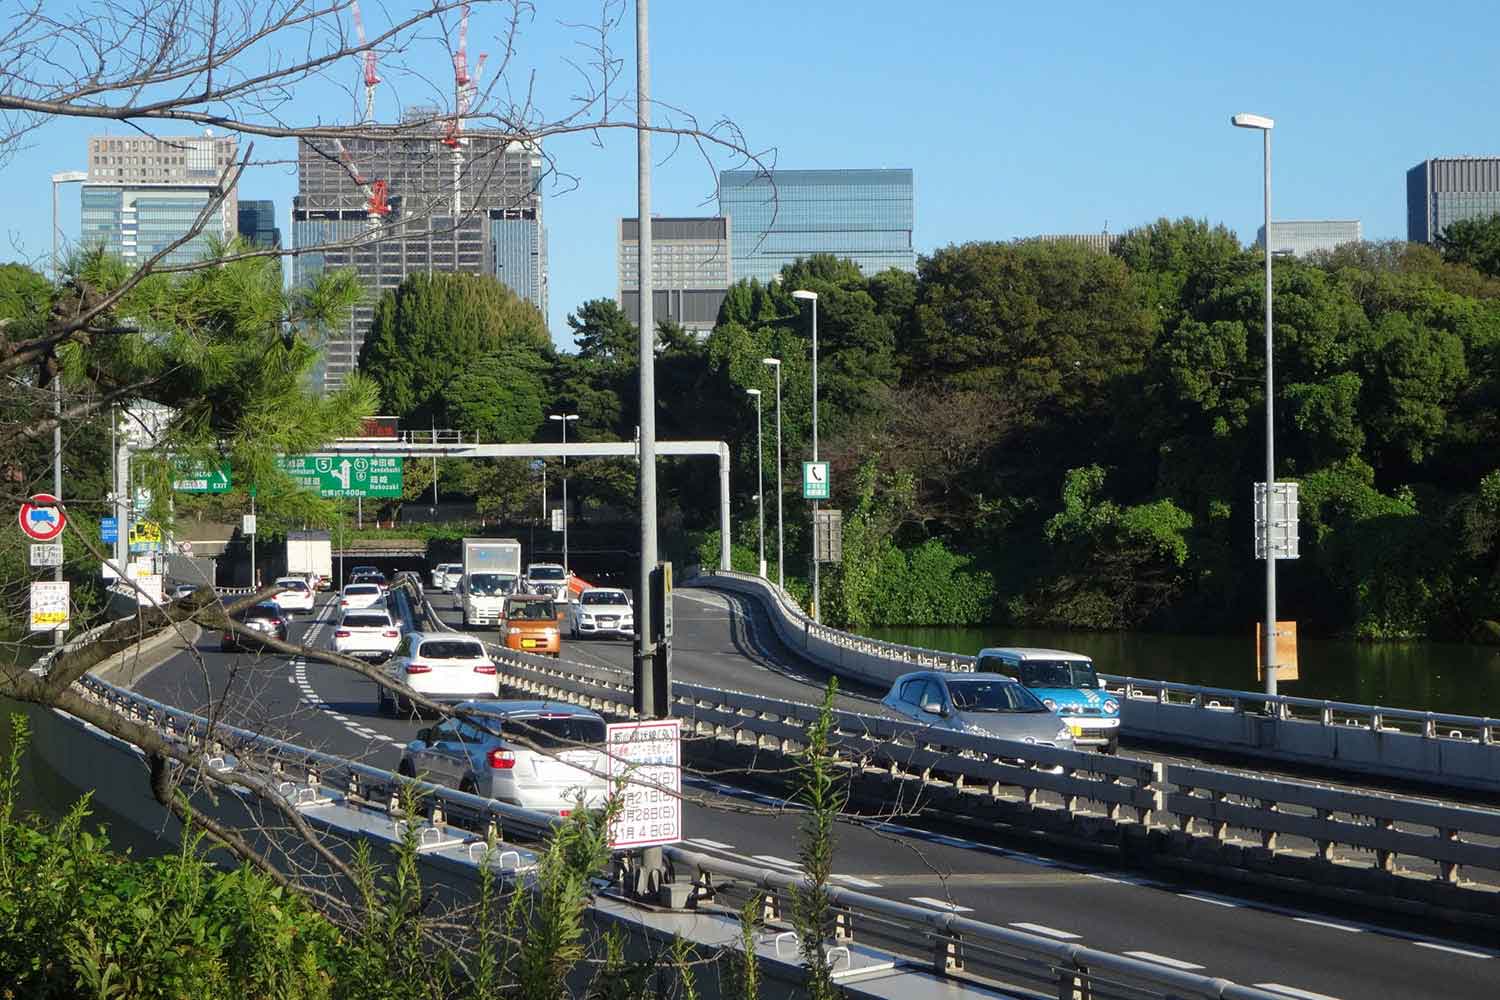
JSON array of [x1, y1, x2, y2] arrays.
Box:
[[1437, 213, 1500, 278]]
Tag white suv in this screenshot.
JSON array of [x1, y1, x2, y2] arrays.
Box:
[[379, 632, 499, 715], [568, 588, 634, 639], [523, 563, 570, 602], [431, 562, 464, 592], [332, 608, 403, 662], [338, 582, 383, 612], [272, 576, 315, 617]]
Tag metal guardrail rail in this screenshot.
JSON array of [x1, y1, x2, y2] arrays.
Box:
[[413, 590, 1500, 900], [693, 570, 1500, 790], [57, 647, 1290, 1000]]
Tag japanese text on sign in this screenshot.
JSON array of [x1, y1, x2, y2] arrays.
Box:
[[30, 581, 70, 632], [605, 719, 682, 849], [277, 455, 404, 498]]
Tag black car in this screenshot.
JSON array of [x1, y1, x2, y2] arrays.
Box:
[[349, 570, 388, 589], [220, 601, 289, 652]]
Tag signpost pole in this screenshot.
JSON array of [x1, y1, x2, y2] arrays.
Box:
[[249, 492, 257, 589], [51, 361, 63, 644]]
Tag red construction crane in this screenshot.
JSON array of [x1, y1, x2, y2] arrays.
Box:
[[442, 3, 487, 150], [350, 0, 381, 122], [334, 140, 392, 221]]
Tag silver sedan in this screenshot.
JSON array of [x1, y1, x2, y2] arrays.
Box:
[[882, 671, 1074, 749]]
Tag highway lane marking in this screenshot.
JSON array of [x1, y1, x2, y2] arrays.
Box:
[[1009, 922, 1079, 940], [1292, 917, 1361, 934], [1412, 941, 1492, 959], [684, 838, 736, 850], [1255, 985, 1343, 1000], [1124, 951, 1203, 970], [829, 874, 882, 889], [909, 897, 972, 912], [1179, 893, 1239, 908], [751, 854, 802, 870]]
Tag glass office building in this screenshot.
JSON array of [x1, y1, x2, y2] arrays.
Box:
[[1256, 220, 1361, 257], [1408, 157, 1500, 243], [237, 200, 281, 248], [718, 168, 915, 283]]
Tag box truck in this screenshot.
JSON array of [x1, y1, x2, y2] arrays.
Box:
[[286, 530, 333, 591], [460, 537, 522, 627]]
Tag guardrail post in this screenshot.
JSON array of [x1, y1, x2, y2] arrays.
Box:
[[932, 931, 963, 974], [759, 891, 780, 923], [834, 910, 852, 942], [1314, 809, 1335, 862], [1058, 959, 1090, 1000], [1211, 790, 1228, 843], [1375, 818, 1395, 872], [1259, 800, 1279, 851], [1060, 767, 1077, 816], [1439, 829, 1461, 884]]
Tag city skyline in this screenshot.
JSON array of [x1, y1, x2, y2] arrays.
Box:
[[10, 1, 1500, 349]]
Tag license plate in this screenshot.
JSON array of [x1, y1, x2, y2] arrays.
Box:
[[521, 639, 537, 648], [1068, 725, 1085, 736]]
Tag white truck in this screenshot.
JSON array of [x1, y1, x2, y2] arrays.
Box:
[[460, 537, 522, 628], [286, 530, 333, 591]]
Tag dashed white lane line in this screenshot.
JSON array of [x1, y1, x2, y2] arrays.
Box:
[[1292, 917, 1361, 934], [909, 897, 972, 913], [1124, 951, 1204, 971], [684, 838, 736, 850], [1412, 941, 1493, 959], [829, 874, 882, 889], [1010, 922, 1079, 940], [1255, 985, 1344, 1000], [1179, 893, 1239, 908], [751, 854, 802, 870]]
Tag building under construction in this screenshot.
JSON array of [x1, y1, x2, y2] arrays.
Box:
[[292, 116, 546, 392]]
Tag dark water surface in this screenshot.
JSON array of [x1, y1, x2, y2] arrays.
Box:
[[862, 626, 1500, 717]]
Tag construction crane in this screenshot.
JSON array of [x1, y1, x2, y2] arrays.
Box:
[[350, 0, 381, 123], [441, 3, 488, 218], [334, 139, 391, 230]]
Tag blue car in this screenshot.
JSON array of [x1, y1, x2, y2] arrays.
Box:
[[974, 647, 1120, 753]]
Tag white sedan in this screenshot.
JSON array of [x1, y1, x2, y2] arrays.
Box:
[[272, 576, 315, 617], [567, 588, 634, 639], [338, 582, 384, 611]]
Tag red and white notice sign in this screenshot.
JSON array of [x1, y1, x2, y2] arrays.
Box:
[[605, 718, 682, 849]]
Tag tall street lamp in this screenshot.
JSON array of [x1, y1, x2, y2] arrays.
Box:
[[746, 388, 766, 578], [50, 170, 87, 641], [1232, 111, 1279, 696], [548, 413, 580, 576], [791, 289, 820, 622], [761, 357, 784, 589]]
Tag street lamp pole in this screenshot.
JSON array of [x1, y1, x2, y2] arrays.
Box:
[[1233, 111, 1278, 696], [792, 290, 820, 621], [746, 388, 765, 578], [762, 357, 783, 589], [549, 413, 579, 574], [50, 171, 87, 644]]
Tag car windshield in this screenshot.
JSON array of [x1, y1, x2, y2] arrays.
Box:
[[345, 585, 379, 596], [243, 605, 281, 621], [468, 573, 514, 596], [505, 715, 606, 749], [276, 579, 308, 591], [508, 599, 556, 621], [418, 641, 485, 660], [947, 680, 1048, 713], [1018, 659, 1098, 688], [528, 567, 565, 582], [581, 591, 627, 606], [342, 613, 391, 628]]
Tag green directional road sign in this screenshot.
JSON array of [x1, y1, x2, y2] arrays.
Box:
[[278, 455, 403, 498], [172, 459, 233, 494]]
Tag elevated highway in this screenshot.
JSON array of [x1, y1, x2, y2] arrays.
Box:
[[117, 590, 1497, 1000]]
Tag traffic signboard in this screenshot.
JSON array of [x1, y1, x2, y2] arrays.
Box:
[[606, 718, 682, 849], [30, 543, 64, 567], [172, 459, 232, 494], [19, 494, 66, 541], [802, 461, 830, 500], [30, 581, 70, 632], [129, 520, 162, 553], [100, 517, 118, 543], [278, 455, 403, 498]]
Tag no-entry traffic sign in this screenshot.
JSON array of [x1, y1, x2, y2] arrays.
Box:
[[19, 494, 66, 541]]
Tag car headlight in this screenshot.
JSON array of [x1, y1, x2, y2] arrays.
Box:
[[580, 614, 593, 623], [1042, 698, 1058, 710], [1103, 699, 1119, 714], [507, 626, 522, 635], [1055, 727, 1072, 742], [544, 627, 557, 637]]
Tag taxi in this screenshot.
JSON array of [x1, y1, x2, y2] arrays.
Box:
[[974, 647, 1121, 752]]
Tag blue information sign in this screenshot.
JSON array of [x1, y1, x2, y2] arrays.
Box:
[[100, 517, 118, 543]]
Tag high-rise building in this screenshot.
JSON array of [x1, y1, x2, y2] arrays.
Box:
[[1256, 220, 1361, 257], [1030, 232, 1124, 254], [617, 216, 731, 335], [292, 118, 545, 390], [718, 168, 915, 283], [237, 200, 282, 248], [1408, 157, 1500, 244], [80, 132, 239, 266]]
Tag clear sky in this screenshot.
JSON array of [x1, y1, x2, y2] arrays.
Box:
[[6, 0, 1499, 350]]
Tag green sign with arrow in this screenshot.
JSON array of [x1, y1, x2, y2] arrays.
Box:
[[278, 455, 403, 498], [172, 460, 233, 494]]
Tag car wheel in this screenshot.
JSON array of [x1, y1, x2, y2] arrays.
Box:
[[459, 776, 479, 797], [398, 760, 415, 779], [1103, 736, 1119, 755], [377, 686, 392, 716]]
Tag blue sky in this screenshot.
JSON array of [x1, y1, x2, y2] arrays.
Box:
[[6, 0, 1499, 349]]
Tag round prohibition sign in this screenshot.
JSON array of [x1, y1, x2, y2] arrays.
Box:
[[19, 493, 66, 541]]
